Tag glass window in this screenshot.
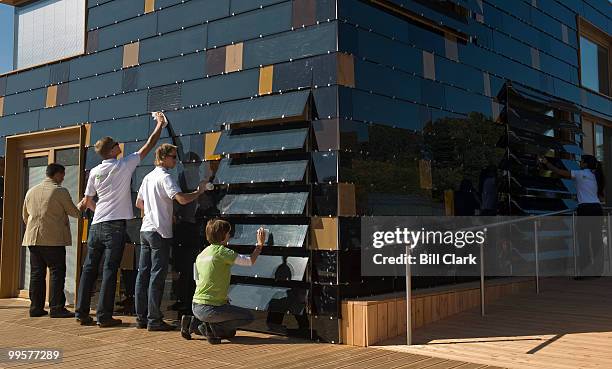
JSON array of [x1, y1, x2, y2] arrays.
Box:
[[580, 36, 609, 95], [229, 224, 308, 248], [218, 192, 308, 215], [0, 4, 14, 74], [215, 128, 308, 155], [6, 0, 86, 70], [595, 124, 604, 162], [231, 255, 308, 281], [214, 158, 309, 184]]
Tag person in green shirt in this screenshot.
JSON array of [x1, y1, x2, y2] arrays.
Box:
[[181, 219, 265, 344]]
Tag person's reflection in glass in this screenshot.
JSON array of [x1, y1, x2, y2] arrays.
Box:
[[172, 152, 206, 315], [265, 255, 309, 335]]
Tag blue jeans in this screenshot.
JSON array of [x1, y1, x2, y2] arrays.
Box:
[[135, 231, 171, 327], [192, 302, 254, 338], [76, 220, 126, 322]]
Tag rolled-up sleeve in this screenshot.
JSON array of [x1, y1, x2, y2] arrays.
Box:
[[162, 174, 181, 200]]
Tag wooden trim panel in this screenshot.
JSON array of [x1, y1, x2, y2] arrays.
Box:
[[0, 126, 84, 298]]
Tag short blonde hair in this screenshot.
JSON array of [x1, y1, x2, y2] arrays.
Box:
[[206, 219, 231, 244], [94, 137, 117, 159], [155, 143, 177, 166]]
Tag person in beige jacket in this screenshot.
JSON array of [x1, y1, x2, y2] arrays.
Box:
[[22, 163, 86, 318]]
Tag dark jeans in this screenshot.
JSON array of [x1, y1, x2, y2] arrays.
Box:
[[135, 231, 171, 327], [174, 222, 201, 307], [28, 246, 67, 314], [192, 303, 254, 339], [76, 220, 126, 322], [576, 203, 604, 277]]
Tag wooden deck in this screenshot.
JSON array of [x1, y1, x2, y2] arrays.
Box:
[[377, 277, 612, 369], [0, 298, 501, 369]]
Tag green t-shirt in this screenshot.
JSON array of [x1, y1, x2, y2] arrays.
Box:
[[193, 244, 237, 306]]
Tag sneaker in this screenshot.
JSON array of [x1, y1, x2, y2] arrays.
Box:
[[76, 315, 94, 325], [97, 318, 122, 328], [206, 337, 222, 345], [50, 308, 75, 318], [147, 321, 176, 332], [29, 310, 48, 317], [180, 315, 192, 340], [136, 321, 147, 329]]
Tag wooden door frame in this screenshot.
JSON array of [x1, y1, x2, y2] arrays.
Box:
[[0, 126, 87, 298]]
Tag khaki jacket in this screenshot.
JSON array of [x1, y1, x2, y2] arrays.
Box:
[[22, 178, 81, 247]]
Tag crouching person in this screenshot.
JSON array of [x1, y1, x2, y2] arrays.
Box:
[[181, 219, 265, 344]]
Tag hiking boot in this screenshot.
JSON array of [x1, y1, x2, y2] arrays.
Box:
[[148, 321, 176, 332], [50, 308, 75, 318], [29, 310, 48, 317], [76, 315, 94, 325], [97, 318, 122, 328]]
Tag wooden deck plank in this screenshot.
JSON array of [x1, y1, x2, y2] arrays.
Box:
[[377, 278, 612, 369]]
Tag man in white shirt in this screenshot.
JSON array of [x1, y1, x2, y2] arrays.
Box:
[[134, 143, 208, 331], [75, 112, 167, 327]]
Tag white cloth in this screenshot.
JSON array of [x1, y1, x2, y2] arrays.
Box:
[[571, 169, 600, 204], [138, 166, 181, 238], [85, 152, 141, 224], [234, 254, 253, 266]]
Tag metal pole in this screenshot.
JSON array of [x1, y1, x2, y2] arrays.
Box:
[[480, 228, 486, 317], [572, 212, 578, 278], [405, 244, 412, 345], [608, 213, 612, 276], [534, 220, 539, 294]]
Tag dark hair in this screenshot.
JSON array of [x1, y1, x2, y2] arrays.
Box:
[[46, 163, 65, 178], [582, 155, 605, 198], [205, 219, 231, 244]]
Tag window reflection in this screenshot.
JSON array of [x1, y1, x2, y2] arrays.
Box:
[[580, 36, 609, 95]]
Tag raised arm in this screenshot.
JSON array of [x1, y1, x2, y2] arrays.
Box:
[[138, 112, 166, 160], [539, 157, 571, 179]]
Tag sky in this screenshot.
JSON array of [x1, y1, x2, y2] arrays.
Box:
[[0, 4, 14, 74]]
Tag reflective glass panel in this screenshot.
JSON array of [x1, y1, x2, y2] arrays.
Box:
[[231, 255, 308, 281], [214, 128, 308, 155], [218, 192, 308, 214], [214, 158, 308, 184], [229, 224, 308, 247]]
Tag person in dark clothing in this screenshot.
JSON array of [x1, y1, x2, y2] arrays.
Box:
[[540, 154, 605, 277], [479, 165, 498, 216], [173, 166, 219, 314], [454, 179, 480, 216]]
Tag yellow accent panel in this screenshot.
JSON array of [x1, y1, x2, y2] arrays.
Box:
[[144, 0, 155, 13], [204, 132, 222, 161], [310, 217, 339, 250], [81, 219, 89, 243], [338, 183, 356, 216], [337, 53, 355, 88], [123, 42, 140, 68], [84, 124, 91, 147], [418, 159, 432, 190], [225, 43, 243, 73], [45, 85, 58, 108], [0, 96, 4, 117], [258, 65, 274, 95]]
